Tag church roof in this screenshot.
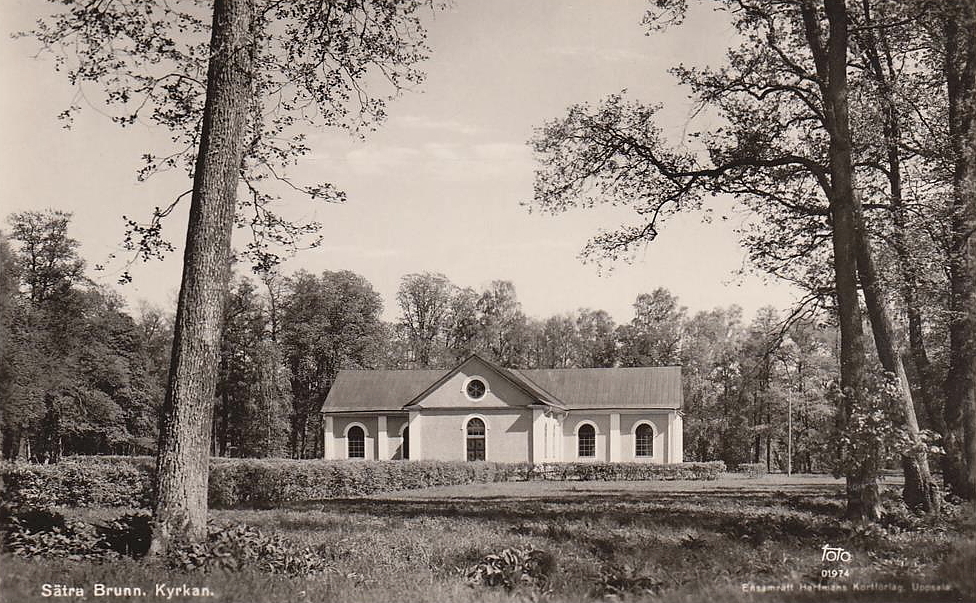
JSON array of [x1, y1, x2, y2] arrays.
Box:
[[516, 367, 682, 410], [321, 353, 682, 413], [321, 369, 444, 412]]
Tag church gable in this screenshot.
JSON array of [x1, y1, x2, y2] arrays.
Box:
[[408, 355, 541, 409]]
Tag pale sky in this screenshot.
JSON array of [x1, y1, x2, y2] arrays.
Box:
[[0, 0, 799, 324]]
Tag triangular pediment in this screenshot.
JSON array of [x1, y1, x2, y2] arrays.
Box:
[[404, 353, 565, 410]]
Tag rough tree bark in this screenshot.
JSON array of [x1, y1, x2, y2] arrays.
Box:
[[148, 0, 255, 556], [943, 0, 976, 500], [850, 3, 941, 513], [852, 198, 941, 513], [805, 0, 882, 521]]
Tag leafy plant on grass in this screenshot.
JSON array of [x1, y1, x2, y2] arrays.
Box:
[[1, 503, 330, 577], [1, 505, 107, 560], [99, 512, 153, 557], [464, 546, 556, 592], [170, 523, 332, 576], [592, 563, 666, 599]]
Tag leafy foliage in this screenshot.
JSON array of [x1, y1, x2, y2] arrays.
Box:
[[0, 505, 328, 575], [829, 373, 914, 479], [2, 212, 168, 461], [98, 512, 153, 558], [1, 511, 106, 560], [464, 546, 555, 592], [592, 563, 666, 599], [736, 463, 768, 478], [534, 461, 725, 481], [25, 0, 440, 272], [1, 457, 728, 509], [1, 458, 154, 508], [170, 523, 330, 575], [279, 270, 386, 458]]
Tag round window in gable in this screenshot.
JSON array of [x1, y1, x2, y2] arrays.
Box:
[[465, 378, 487, 401]]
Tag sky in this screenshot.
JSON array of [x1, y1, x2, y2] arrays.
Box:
[[0, 0, 800, 325]]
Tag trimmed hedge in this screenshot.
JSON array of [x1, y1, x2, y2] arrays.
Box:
[[1, 458, 725, 509], [207, 459, 534, 507], [2, 458, 154, 509], [533, 461, 725, 481], [736, 463, 768, 478]]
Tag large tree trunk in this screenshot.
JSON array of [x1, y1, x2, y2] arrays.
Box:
[[905, 309, 943, 434], [852, 199, 940, 514], [809, 0, 882, 520], [853, 1, 941, 514], [943, 0, 976, 501], [149, 0, 255, 556]]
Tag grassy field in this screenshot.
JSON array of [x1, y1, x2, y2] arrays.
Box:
[[2, 475, 974, 603]]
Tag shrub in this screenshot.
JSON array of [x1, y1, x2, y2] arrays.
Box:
[[2, 458, 725, 509], [170, 523, 332, 575], [593, 563, 666, 598], [1, 504, 329, 576], [534, 461, 725, 481], [0, 506, 108, 560], [737, 463, 768, 478], [464, 546, 556, 592], [99, 512, 153, 557], [1, 459, 152, 508], [207, 459, 532, 507]]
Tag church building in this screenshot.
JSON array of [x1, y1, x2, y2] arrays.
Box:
[[320, 353, 683, 464]]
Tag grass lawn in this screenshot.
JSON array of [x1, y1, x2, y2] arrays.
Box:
[[2, 475, 974, 603]]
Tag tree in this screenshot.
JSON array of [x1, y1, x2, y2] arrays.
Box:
[[280, 270, 385, 458], [29, 0, 436, 551], [145, 0, 258, 554], [443, 286, 480, 362], [0, 232, 24, 459], [396, 272, 454, 368], [476, 281, 528, 367], [528, 0, 944, 519], [774, 319, 838, 474], [738, 308, 783, 470], [617, 289, 685, 367], [937, 0, 976, 499], [215, 277, 269, 456], [6, 210, 85, 303], [679, 305, 745, 464], [3, 212, 165, 460], [575, 309, 618, 368], [539, 315, 579, 368]]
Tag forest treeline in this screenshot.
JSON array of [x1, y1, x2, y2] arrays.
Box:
[[3, 208, 930, 473]]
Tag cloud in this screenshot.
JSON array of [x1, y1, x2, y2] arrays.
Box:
[[546, 45, 651, 63], [344, 145, 423, 175], [397, 115, 484, 136], [341, 141, 531, 181]]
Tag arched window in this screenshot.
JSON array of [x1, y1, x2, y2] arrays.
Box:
[[635, 423, 654, 458], [401, 425, 410, 460], [347, 425, 365, 458], [577, 423, 596, 458], [466, 418, 486, 461]]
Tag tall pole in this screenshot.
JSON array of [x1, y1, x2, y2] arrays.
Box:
[[787, 388, 793, 477]]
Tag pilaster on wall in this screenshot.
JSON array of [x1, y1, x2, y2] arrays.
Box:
[[323, 415, 335, 460], [531, 408, 545, 463], [666, 411, 676, 463], [672, 412, 683, 463], [377, 415, 388, 460], [408, 411, 422, 460], [609, 413, 621, 462]]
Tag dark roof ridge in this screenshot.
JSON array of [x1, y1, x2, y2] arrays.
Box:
[[522, 366, 683, 370], [403, 352, 567, 410]]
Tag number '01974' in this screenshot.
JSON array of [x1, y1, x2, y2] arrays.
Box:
[[821, 568, 850, 578]]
